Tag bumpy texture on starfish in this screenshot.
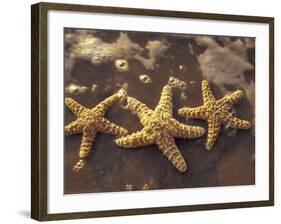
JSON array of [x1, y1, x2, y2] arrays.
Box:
[[65, 89, 128, 172], [115, 85, 205, 172], [178, 80, 251, 151]]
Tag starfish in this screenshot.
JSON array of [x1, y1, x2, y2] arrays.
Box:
[[65, 88, 128, 172], [115, 85, 205, 173], [178, 80, 251, 151]]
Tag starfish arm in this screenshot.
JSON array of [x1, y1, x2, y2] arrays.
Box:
[[79, 129, 96, 158], [98, 118, 128, 136], [222, 113, 251, 129], [73, 159, 86, 172], [217, 90, 243, 109], [156, 134, 187, 172], [155, 85, 173, 115], [115, 128, 155, 148], [178, 106, 208, 119], [168, 118, 205, 139], [127, 96, 153, 126], [65, 98, 87, 117], [206, 116, 221, 150], [94, 93, 121, 115], [65, 119, 84, 135], [202, 80, 216, 105]]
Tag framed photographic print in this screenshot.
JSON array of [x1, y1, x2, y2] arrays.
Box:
[[31, 2, 274, 221]]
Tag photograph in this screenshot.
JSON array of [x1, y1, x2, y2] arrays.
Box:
[[63, 28, 255, 194], [30, 2, 274, 220]]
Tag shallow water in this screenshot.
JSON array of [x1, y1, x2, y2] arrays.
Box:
[[64, 29, 255, 194]]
